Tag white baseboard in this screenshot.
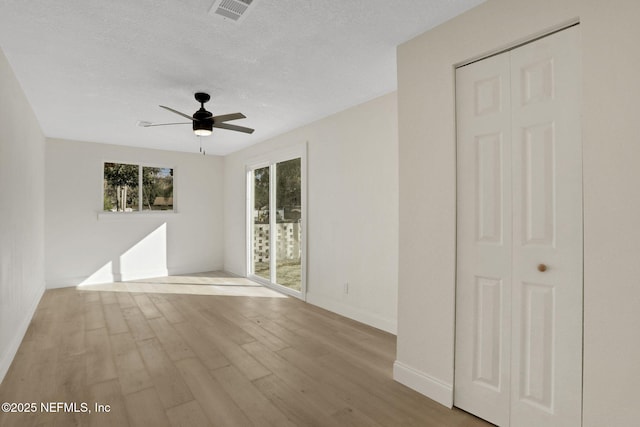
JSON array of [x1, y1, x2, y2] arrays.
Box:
[[115, 268, 169, 282], [167, 265, 224, 276], [0, 285, 45, 384], [393, 360, 453, 408], [46, 265, 223, 289], [46, 274, 105, 289], [306, 292, 397, 334]]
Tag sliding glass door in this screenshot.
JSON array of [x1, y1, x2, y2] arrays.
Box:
[[252, 166, 271, 281], [247, 147, 305, 298], [275, 158, 302, 291]]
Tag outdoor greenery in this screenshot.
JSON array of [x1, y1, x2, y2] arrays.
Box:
[[104, 163, 139, 211], [104, 163, 173, 212], [253, 159, 302, 223], [142, 167, 173, 211], [276, 158, 301, 222], [252, 158, 302, 291], [254, 166, 270, 223]]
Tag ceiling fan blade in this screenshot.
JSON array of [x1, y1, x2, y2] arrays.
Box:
[[143, 122, 192, 127], [213, 122, 255, 134], [159, 105, 195, 121], [212, 112, 246, 123]]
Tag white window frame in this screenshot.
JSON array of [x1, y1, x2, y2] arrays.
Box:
[[99, 161, 177, 219]]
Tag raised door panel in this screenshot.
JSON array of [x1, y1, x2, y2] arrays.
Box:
[[455, 52, 511, 427], [476, 133, 504, 244], [472, 276, 504, 391], [510, 26, 582, 427]]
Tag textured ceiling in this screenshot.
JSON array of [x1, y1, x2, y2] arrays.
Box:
[[0, 0, 484, 155]]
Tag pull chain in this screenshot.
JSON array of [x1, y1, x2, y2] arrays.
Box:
[[197, 136, 206, 155]]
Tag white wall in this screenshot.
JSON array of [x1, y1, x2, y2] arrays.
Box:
[[0, 48, 46, 383], [396, 0, 640, 425], [45, 139, 224, 287], [224, 92, 399, 333]]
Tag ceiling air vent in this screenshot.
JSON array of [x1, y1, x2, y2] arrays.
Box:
[[209, 0, 256, 23]]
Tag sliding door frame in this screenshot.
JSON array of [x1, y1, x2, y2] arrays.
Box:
[[245, 142, 307, 299]]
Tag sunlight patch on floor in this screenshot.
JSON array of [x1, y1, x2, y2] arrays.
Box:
[[76, 271, 288, 298]]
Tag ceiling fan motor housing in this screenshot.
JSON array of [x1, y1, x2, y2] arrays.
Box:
[[193, 97, 214, 134]]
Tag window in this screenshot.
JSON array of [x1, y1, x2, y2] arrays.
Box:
[[142, 167, 174, 211], [103, 162, 174, 212]]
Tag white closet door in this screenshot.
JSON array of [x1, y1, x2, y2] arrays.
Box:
[[455, 51, 512, 427], [509, 26, 582, 427], [455, 26, 582, 427]]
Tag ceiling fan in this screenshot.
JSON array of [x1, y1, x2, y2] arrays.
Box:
[[140, 92, 254, 136]]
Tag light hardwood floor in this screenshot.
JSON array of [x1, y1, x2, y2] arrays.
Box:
[[0, 272, 490, 427]]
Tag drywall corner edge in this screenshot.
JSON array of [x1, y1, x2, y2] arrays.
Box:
[[307, 291, 397, 335], [0, 286, 45, 384], [393, 360, 453, 408]]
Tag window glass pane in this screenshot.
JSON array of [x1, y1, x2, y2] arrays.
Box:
[[142, 167, 174, 211], [275, 158, 301, 290], [103, 163, 139, 212], [253, 166, 270, 281]]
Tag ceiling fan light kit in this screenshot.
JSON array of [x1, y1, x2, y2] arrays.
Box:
[[147, 92, 254, 139], [192, 92, 214, 136], [193, 127, 212, 136]]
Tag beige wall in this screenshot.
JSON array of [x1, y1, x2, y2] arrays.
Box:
[[396, 0, 640, 425], [45, 139, 225, 287], [0, 48, 46, 382], [224, 92, 399, 333]]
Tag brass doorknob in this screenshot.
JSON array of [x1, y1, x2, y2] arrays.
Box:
[[537, 264, 548, 272]]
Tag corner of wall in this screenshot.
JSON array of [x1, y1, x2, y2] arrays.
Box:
[[0, 286, 44, 384], [306, 291, 397, 335], [0, 45, 47, 385], [393, 360, 453, 408]]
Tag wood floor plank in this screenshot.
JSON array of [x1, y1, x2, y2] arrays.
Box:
[[242, 340, 369, 420], [148, 294, 185, 323], [59, 322, 86, 358], [276, 346, 416, 427], [176, 358, 252, 427], [216, 309, 290, 352], [85, 328, 118, 385], [195, 304, 258, 346], [172, 321, 230, 371], [172, 299, 271, 381], [253, 373, 342, 427], [100, 291, 118, 305], [55, 353, 89, 401], [147, 317, 196, 362], [103, 303, 130, 335], [124, 387, 171, 427], [135, 338, 194, 409], [201, 327, 271, 381], [84, 290, 101, 303], [122, 306, 155, 342], [89, 379, 130, 427], [210, 365, 297, 427], [0, 272, 490, 427], [253, 316, 332, 358], [116, 292, 137, 310], [109, 332, 153, 395], [165, 400, 211, 427], [85, 301, 106, 331], [133, 294, 162, 319]]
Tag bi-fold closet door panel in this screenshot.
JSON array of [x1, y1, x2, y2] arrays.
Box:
[[455, 50, 512, 427], [455, 26, 582, 427]]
